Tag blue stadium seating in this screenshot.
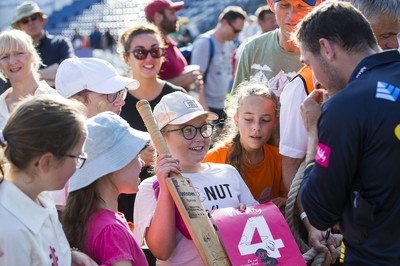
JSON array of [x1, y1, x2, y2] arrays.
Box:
[[44, 0, 265, 40]]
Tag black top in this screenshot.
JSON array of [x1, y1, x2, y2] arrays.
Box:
[[121, 81, 185, 131], [301, 50, 400, 265], [37, 32, 74, 68]]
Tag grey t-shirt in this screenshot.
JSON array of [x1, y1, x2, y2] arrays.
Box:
[[191, 32, 235, 109]]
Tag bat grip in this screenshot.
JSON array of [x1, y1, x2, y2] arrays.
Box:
[[136, 99, 170, 155]]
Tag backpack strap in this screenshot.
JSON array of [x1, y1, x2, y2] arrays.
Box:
[[203, 35, 214, 82]]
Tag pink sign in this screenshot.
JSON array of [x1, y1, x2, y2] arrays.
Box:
[[211, 202, 305, 266]]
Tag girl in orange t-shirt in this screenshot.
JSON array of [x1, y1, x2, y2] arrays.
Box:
[[204, 82, 287, 208]]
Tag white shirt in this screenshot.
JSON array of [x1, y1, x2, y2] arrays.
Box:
[[134, 163, 258, 266], [279, 76, 308, 158], [0, 179, 72, 266], [0, 81, 58, 129]]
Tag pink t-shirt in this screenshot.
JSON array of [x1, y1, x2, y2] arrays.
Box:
[[84, 208, 148, 266]]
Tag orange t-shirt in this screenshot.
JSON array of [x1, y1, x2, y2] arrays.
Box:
[[204, 142, 286, 203]]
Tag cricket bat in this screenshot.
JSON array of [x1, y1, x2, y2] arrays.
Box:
[[137, 100, 230, 266]]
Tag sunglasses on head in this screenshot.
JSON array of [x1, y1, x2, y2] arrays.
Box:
[[20, 14, 40, 25], [127, 47, 165, 60]]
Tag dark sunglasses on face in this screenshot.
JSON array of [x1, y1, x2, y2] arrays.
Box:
[[127, 47, 165, 60], [106, 88, 128, 103], [228, 21, 241, 34], [20, 14, 40, 25]]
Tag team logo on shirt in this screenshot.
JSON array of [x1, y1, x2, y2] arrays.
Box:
[[375, 81, 400, 102], [315, 142, 331, 168], [395, 124, 400, 141]]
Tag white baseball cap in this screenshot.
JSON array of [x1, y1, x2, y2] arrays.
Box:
[[68, 112, 150, 192], [153, 91, 218, 130], [55, 57, 140, 98]]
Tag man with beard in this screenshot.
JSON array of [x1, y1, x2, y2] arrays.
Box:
[[191, 6, 246, 129], [280, 0, 400, 195], [299, 2, 400, 264], [145, 0, 201, 90]]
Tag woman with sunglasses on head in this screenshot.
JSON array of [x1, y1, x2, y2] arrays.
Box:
[[62, 112, 150, 266], [0, 29, 58, 129], [134, 91, 258, 265], [0, 94, 97, 265], [118, 23, 187, 226]]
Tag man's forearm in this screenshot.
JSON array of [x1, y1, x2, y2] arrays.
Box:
[[282, 155, 304, 192], [305, 132, 318, 162]]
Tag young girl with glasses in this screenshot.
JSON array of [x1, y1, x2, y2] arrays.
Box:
[[118, 23, 187, 226], [0, 94, 97, 265], [133, 91, 258, 265], [62, 112, 150, 266], [204, 82, 287, 208]]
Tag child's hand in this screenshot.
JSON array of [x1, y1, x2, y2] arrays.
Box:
[[155, 153, 181, 189], [271, 197, 287, 211], [238, 203, 246, 212]]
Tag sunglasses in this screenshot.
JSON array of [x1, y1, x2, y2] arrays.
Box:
[[228, 21, 242, 34], [106, 88, 128, 103], [127, 47, 165, 60], [20, 14, 40, 25]]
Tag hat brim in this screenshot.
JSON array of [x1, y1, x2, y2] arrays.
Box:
[[89, 75, 140, 95], [167, 110, 218, 127], [68, 128, 150, 192], [12, 12, 48, 28], [170, 1, 184, 11]]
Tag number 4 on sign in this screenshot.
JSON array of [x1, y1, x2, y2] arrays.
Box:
[[238, 216, 284, 258]]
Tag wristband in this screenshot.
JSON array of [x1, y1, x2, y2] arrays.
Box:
[[300, 211, 308, 221]]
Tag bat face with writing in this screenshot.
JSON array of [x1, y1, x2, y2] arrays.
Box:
[[136, 99, 230, 266]]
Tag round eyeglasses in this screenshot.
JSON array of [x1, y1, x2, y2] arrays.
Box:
[[64, 152, 87, 169], [127, 47, 165, 60], [106, 88, 128, 103], [165, 124, 214, 140]]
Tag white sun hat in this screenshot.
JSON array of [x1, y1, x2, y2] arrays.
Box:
[[56, 57, 140, 98], [68, 112, 150, 192]]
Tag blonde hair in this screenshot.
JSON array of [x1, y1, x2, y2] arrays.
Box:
[[214, 82, 278, 176], [0, 29, 42, 81]]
